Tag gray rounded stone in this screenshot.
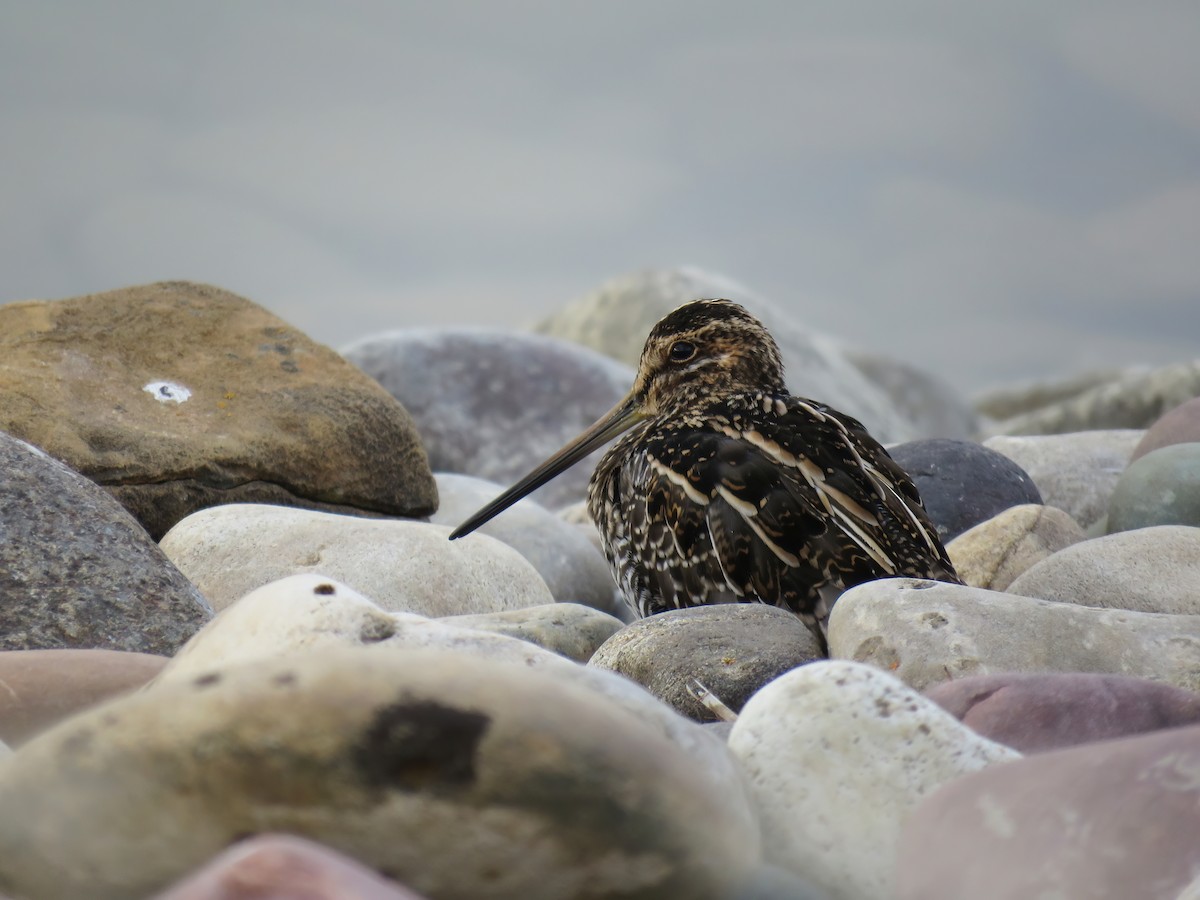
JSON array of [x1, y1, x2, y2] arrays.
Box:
[[0, 648, 761, 900], [588, 605, 823, 721], [843, 349, 979, 440], [947, 504, 1085, 591], [531, 266, 917, 442], [728, 660, 1017, 900], [430, 473, 627, 619], [1007, 525, 1200, 616], [159, 504, 553, 616], [983, 430, 1144, 528], [1108, 443, 1200, 533], [828, 578, 1200, 693], [0, 431, 212, 654], [342, 328, 635, 510]]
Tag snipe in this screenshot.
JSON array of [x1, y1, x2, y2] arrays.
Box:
[[450, 299, 960, 647]]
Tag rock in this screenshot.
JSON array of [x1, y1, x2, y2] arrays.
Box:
[[947, 504, 1085, 591], [159, 504, 553, 615], [0, 647, 761, 900], [1132, 397, 1200, 461], [828, 578, 1200, 693], [887, 439, 1041, 541], [442, 604, 623, 664], [842, 349, 979, 439], [728, 660, 1017, 900], [151, 834, 427, 899], [430, 473, 626, 618], [986, 359, 1200, 436], [153, 575, 752, 811], [984, 430, 1144, 527], [0, 649, 168, 747], [0, 431, 212, 653], [1108, 444, 1200, 532], [531, 266, 916, 442], [924, 672, 1200, 753], [588, 605, 823, 721], [974, 367, 1145, 422], [0, 281, 435, 539], [342, 328, 634, 511], [896, 724, 1200, 900], [1007, 525, 1200, 615], [724, 864, 832, 900]]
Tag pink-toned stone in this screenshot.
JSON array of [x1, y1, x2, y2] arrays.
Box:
[[896, 724, 1200, 900], [1131, 397, 1200, 461], [925, 672, 1200, 753], [0, 649, 167, 746], [151, 834, 426, 899]]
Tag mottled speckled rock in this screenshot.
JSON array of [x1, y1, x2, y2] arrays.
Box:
[[151, 834, 427, 900], [159, 504, 552, 615], [443, 604, 623, 664], [0, 649, 167, 747], [1132, 397, 1200, 461], [729, 661, 1017, 900], [589, 605, 823, 721], [887, 439, 1041, 541], [924, 672, 1200, 753], [430, 473, 626, 618], [897, 724, 1200, 900], [974, 367, 1144, 423], [986, 360, 1200, 436], [1108, 444, 1200, 532], [342, 328, 634, 510], [0, 282, 435, 539], [1007, 525, 1200, 615], [0, 648, 761, 900], [984, 430, 1143, 527], [829, 578, 1200, 693], [153, 576, 752, 814], [531, 266, 916, 442], [0, 432, 212, 653], [947, 504, 1085, 591]]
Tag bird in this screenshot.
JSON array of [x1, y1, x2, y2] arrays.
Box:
[[449, 298, 961, 650]]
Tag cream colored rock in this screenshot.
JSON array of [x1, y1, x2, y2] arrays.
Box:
[[1007, 525, 1200, 615], [0, 648, 761, 900], [829, 578, 1200, 693], [158, 576, 617, 681], [728, 660, 1017, 900], [155, 576, 750, 812], [947, 504, 1085, 591], [160, 504, 553, 615]]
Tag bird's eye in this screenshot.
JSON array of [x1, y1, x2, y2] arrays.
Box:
[[668, 340, 696, 363]]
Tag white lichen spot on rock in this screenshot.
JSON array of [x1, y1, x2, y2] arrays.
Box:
[[143, 381, 192, 404]]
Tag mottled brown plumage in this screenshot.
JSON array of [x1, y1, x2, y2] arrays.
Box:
[[451, 299, 960, 647]]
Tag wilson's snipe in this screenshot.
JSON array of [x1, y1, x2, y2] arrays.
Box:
[[450, 299, 960, 648]]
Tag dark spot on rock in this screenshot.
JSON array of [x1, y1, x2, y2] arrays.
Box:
[[280, 359, 299, 373], [272, 672, 298, 687], [359, 620, 397, 644], [313, 583, 336, 595], [354, 700, 490, 793], [921, 612, 950, 629], [61, 728, 95, 755], [908, 580, 938, 590], [917, 723, 932, 735], [875, 697, 893, 717], [193, 672, 222, 688]]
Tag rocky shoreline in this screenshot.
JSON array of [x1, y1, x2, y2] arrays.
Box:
[[1, 272, 1199, 899]]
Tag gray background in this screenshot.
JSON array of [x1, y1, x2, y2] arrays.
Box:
[[3, 1, 1197, 391]]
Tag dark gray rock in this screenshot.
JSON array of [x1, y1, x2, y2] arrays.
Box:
[[342, 328, 635, 511], [888, 439, 1042, 541], [0, 281, 436, 540], [925, 672, 1200, 753], [897, 724, 1200, 900], [1108, 443, 1200, 532], [588, 605, 823, 722], [0, 431, 212, 654]]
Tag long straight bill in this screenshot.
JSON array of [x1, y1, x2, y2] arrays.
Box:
[[448, 394, 644, 539]]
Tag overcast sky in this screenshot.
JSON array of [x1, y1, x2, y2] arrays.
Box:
[[3, 1, 1198, 391]]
